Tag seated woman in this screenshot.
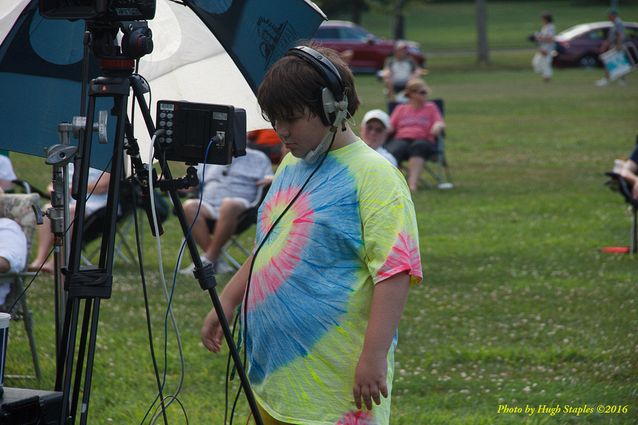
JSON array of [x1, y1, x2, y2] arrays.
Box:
[[385, 78, 445, 192]]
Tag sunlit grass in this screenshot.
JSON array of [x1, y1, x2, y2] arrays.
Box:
[[4, 2, 638, 423]]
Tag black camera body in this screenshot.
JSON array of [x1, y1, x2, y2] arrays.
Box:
[[40, 0, 156, 21]]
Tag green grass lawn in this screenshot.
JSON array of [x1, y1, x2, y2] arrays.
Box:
[[4, 2, 638, 424]]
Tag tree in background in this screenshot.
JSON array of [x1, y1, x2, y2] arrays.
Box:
[[316, 0, 368, 24], [476, 0, 489, 65], [314, 0, 408, 39]]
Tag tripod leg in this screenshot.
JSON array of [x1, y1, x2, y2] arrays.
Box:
[[79, 299, 102, 425], [71, 300, 93, 423], [59, 297, 80, 425]]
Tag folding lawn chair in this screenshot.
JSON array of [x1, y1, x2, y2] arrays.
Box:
[[422, 98, 453, 189], [205, 184, 270, 271], [605, 171, 638, 254], [81, 179, 169, 265], [0, 192, 43, 380]]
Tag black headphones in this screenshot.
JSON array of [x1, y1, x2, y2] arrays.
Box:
[[286, 46, 349, 128]]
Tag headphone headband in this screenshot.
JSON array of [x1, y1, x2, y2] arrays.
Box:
[[286, 46, 345, 103]]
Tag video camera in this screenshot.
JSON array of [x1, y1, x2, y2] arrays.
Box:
[[39, 0, 156, 21]]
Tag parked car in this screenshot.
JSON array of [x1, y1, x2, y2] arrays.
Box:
[[553, 21, 638, 68], [311, 20, 425, 73]]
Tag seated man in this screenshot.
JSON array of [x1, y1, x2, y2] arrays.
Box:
[[0, 188, 28, 305], [385, 78, 445, 192], [30, 165, 110, 273], [180, 147, 273, 274], [613, 142, 638, 199], [381, 40, 423, 102], [360, 109, 397, 167]]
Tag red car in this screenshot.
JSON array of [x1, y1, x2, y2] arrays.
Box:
[[311, 20, 425, 73], [554, 21, 638, 68]]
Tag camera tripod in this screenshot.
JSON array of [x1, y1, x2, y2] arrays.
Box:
[[54, 23, 263, 425]]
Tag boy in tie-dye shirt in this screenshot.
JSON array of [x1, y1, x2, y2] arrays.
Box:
[[201, 45, 422, 425]]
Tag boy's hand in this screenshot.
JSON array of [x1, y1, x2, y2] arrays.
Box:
[[353, 353, 388, 410], [200, 300, 235, 353]]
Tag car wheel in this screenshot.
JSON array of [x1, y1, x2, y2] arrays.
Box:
[[578, 55, 598, 68]]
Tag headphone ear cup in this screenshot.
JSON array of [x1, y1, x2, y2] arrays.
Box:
[[321, 87, 337, 126]]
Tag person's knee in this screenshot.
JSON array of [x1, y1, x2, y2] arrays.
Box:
[[218, 199, 247, 218], [0, 256, 10, 273], [183, 199, 199, 216], [409, 141, 435, 159]]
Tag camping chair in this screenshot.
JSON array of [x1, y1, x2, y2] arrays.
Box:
[[81, 179, 170, 265], [81, 179, 139, 265], [605, 171, 638, 254], [422, 98, 453, 189], [0, 192, 43, 380], [388, 98, 453, 189], [205, 184, 270, 272]]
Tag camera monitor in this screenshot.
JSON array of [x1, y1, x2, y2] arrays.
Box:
[[155, 101, 247, 165], [40, 0, 156, 21]]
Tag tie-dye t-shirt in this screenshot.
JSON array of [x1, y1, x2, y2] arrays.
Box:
[[246, 139, 422, 425]]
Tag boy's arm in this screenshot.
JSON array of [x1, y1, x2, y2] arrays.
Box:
[[201, 255, 253, 352], [353, 272, 411, 410]]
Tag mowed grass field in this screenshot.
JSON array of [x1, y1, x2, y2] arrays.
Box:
[[4, 2, 638, 424]]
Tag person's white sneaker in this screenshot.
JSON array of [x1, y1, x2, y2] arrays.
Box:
[[437, 182, 454, 190], [179, 255, 215, 275], [595, 78, 609, 87]]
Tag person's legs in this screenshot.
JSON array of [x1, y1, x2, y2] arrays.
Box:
[[30, 203, 76, 272], [407, 140, 438, 192], [532, 52, 543, 74], [542, 54, 552, 82], [204, 198, 247, 262], [621, 159, 638, 199], [182, 199, 216, 251], [30, 209, 53, 270], [384, 139, 411, 165], [407, 156, 425, 193]]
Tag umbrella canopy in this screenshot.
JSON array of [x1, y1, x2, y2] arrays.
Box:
[[0, 0, 325, 168]]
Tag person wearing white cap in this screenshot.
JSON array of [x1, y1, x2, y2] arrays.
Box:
[[361, 109, 399, 167], [361, 109, 397, 167]]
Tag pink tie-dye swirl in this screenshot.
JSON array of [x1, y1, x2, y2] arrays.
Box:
[[335, 410, 376, 425], [249, 189, 314, 308], [376, 232, 422, 281]]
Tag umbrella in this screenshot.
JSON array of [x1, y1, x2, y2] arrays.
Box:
[[0, 0, 326, 168]]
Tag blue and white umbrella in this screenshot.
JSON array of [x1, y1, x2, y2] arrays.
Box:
[[0, 0, 326, 168]]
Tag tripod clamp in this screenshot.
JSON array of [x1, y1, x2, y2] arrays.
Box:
[[45, 144, 78, 238]]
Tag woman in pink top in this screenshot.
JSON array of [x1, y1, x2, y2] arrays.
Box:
[[386, 79, 445, 192]]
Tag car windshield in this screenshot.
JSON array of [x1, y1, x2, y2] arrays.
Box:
[[315, 24, 373, 41], [556, 23, 608, 40], [340, 26, 373, 41]]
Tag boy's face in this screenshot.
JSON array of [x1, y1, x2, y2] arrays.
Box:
[[273, 109, 328, 158]]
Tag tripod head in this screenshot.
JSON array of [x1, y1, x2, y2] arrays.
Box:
[[89, 20, 153, 60]]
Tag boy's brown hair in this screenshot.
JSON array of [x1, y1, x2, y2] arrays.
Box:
[[257, 45, 360, 126]]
